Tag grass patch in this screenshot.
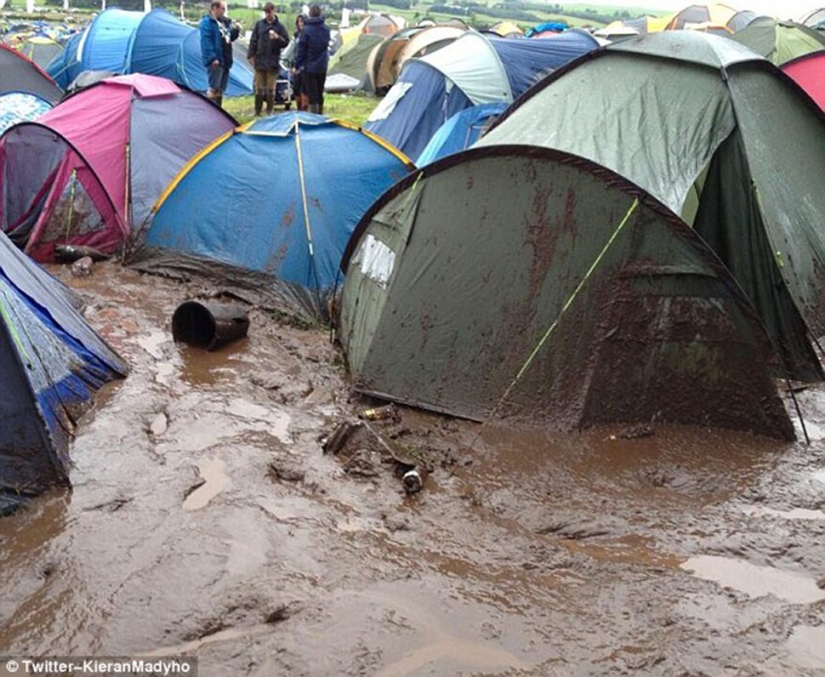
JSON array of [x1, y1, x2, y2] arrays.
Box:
[[223, 91, 378, 127]]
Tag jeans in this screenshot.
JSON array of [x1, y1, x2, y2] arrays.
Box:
[[208, 64, 230, 94]]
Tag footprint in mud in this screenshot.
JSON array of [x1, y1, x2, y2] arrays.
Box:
[[183, 458, 230, 511]]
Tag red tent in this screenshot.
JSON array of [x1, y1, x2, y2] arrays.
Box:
[[783, 51, 825, 111]]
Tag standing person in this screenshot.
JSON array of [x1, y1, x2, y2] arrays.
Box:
[[199, 0, 240, 108], [294, 4, 330, 115], [247, 2, 289, 116], [287, 14, 308, 111]]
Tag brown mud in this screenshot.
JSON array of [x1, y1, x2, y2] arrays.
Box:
[[1, 262, 824, 676]]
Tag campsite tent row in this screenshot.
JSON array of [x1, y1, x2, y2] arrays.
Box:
[[363, 24, 468, 95], [3, 30, 66, 69], [365, 29, 602, 161], [46, 9, 253, 97]]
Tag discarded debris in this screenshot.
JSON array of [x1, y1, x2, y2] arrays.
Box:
[[55, 244, 110, 263], [322, 420, 363, 456], [401, 467, 427, 494], [610, 425, 655, 441], [358, 403, 400, 423], [70, 256, 94, 278]]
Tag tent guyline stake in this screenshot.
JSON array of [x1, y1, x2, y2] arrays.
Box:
[[293, 122, 323, 311], [449, 198, 640, 476]]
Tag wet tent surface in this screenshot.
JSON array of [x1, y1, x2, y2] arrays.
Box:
[[1, 263, 824, 675]]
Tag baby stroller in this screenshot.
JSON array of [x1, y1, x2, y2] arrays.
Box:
[[274, 63, 293, 110]]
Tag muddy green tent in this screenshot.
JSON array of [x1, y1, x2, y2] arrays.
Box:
[[328, 33, 384, 88], [337, 147, 794, 440], [477, 32, 825, 383], [731, 17, 825, 65]]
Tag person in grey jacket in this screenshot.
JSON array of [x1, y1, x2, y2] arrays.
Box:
[[294, 4, 330, 114], [247, 2, 289, 116]]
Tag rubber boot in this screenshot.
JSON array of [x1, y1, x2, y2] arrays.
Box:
[[215, 95, 223, 109], [265, 90, 274, 115], [309, 103, 320, 114], [254, 94, 264, 116]]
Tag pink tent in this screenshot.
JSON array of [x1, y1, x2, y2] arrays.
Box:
[[783, 51, 825, 111], [0, 74, 236, 261]]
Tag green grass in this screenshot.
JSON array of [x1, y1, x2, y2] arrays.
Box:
[[223, 91, 378, 127], [369, 1, 670, 30]]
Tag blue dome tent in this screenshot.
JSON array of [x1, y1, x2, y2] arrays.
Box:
[[46, 9, 253, 97], [416, 102, 507, 166], [133, 113, 414, 321]]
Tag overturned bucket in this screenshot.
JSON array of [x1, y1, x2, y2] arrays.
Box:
[[172, 300, 250, 351]]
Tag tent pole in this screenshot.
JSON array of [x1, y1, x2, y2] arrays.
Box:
[[293, 123, 323, 314], [65, 169, 77, 243]]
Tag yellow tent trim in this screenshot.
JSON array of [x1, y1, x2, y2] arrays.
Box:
[[151, 126, 237, 212]]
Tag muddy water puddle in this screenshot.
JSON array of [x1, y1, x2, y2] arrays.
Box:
[[680, 555, 825, 604], [183, 458, 231, 511], [3, 262, 825, 675]]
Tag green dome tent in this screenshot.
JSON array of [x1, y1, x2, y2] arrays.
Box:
[[478, 32, 825, 383], [337, 147, 794, 439], [732, 16, 825, 65]]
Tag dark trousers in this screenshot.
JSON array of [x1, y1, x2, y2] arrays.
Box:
[[303, 71, 326, 107]]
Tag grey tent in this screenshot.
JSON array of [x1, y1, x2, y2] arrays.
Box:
[[478, 31, 825, 383], [337, 147, 794, 440]]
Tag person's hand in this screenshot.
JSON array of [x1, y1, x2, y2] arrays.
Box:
[[210, 59, 219, 69], [248, 55, 255, 63]]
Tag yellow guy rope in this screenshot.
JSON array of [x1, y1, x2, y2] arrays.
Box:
[[451, 197, 641, 474]]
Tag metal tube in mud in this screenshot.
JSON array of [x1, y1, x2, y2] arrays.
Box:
[[172, 300, 250, 351]]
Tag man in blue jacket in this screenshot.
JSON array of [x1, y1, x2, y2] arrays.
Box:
[[199, 0, 240, 108], [294, 4, 330, 115]]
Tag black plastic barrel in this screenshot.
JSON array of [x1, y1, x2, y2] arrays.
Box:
[[171, 300, 249, 351]]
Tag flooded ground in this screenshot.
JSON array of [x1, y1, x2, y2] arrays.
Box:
[[1, 262, 824, 676]]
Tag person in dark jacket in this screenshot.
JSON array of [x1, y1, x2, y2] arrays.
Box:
[[287, 14, 308, 111], [199, 0, 240, 108], [247, 2, 289, 116], [294, 4, 330, 115]]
